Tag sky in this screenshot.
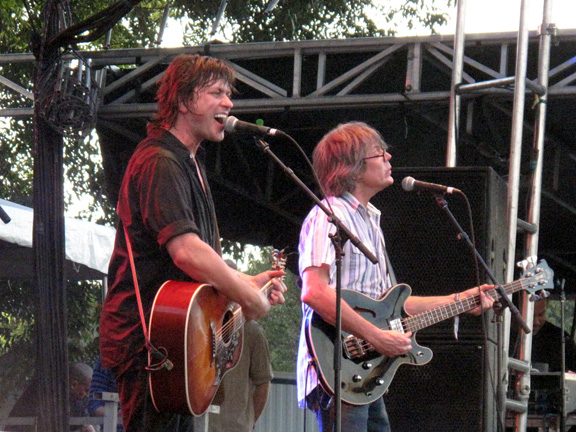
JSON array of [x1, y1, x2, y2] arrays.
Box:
[[160, 0, 576, 47], [433, 0, 576, 35]]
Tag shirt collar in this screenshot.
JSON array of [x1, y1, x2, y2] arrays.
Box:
[[163, 130, 196, 161], [341, 192, 381, 218]]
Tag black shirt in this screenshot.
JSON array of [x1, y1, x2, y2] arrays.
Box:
[[99, 127, 220, 369]]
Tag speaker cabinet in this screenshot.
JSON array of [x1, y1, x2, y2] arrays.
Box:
[[372, 166, 507, 432], [385, 342, 489, 432]]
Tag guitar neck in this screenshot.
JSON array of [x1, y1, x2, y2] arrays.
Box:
[[403, 278, 527, 333], [233, 279, 275, 327]]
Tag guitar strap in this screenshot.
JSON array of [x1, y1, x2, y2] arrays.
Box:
[[380, 228, 396, 287], [123, 225, 173, 372], [385, 252, 397, 286]]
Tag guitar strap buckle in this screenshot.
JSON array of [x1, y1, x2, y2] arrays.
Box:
[[146, 345, 174, 372]]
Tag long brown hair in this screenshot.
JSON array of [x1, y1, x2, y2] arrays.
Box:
[[151, 54, 235, 129], [313, 122, 387, 197]]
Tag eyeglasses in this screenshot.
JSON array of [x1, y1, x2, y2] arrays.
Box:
[[364, 153, 386, 160]]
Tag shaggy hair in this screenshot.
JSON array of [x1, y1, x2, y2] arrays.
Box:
[[151, 54, 235, 129], [313, 122, 388, 197]]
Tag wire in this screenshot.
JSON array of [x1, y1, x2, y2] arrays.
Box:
[[48, 0, 144, 48]]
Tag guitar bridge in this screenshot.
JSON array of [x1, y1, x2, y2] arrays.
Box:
[[343, 335, 366, 359], [210, 320, 217, 368]]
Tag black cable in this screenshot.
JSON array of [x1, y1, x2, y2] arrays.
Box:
[[48, 0, 144, 48]]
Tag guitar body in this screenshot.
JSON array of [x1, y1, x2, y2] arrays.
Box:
[[305, 284, 433, 406], [148, 280, 243, 416]]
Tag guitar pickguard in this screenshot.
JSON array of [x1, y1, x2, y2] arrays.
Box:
[[211, 309, 241, 386]]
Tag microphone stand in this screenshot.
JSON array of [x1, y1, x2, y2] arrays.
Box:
[[253, 138, 378, 432], [560, 279, 566, 432], [432, 193, 530, 333], [432, 192, 530, 432]]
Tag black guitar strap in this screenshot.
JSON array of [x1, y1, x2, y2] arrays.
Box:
[[385, 252, 397, 286]]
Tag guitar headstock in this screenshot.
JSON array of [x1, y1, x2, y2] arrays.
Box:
[[271, 248, 288, 275], [517, 257, 554, 297]]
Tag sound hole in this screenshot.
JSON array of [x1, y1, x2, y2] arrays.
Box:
[[221, 309, 234, 344]]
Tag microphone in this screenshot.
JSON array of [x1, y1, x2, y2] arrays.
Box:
[[223, 116, 284, 137], [401, 176, 461, 195]]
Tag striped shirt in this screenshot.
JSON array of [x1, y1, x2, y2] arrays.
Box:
[[296, 193, 393, 407]]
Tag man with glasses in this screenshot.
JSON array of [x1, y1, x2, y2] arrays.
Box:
[[296, 121, 495, 431]]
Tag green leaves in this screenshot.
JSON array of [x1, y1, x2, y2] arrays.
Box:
[[240, 246, 301, 372]]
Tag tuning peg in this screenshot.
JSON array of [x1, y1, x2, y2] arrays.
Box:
[[517, 255, 538, 271], [539, 289, 550, 299]]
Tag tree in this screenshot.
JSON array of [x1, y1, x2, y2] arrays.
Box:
[[175, 0, 452, 45], [240, 246, 301, 372], [0, 0, 454, 404]]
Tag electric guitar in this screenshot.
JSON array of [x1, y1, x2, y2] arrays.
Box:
[[305, 257, 553, 406], [147, 249, 287, 416]]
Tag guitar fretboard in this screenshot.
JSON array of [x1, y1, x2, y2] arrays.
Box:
[[402, 278, 525, 333]]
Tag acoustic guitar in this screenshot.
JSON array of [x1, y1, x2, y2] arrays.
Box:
[[148, 249, 286, 416]]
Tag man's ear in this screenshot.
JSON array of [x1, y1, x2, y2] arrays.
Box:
[[178, 100, 189, 114]]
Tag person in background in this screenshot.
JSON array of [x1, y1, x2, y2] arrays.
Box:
[[9, 362, 96, 432], [208, 320, 273, 432], [87, 356, 123, 431], [98, 54, 286, 432], [296, 121, 495, 432], [530, 297, 576, 373], [509, 297, 576, 431]]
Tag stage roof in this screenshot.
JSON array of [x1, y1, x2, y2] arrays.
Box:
[[1, 30, 576, 290]]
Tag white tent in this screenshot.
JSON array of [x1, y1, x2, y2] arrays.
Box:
[[0, 199, 116, 280]]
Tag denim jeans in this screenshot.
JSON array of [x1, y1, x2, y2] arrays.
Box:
[[306, 386, 392, 432]]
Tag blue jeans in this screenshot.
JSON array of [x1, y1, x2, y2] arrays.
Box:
[[306, 386, 391, 432]]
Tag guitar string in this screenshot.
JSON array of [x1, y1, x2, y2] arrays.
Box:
[[215, 255, 287, 345], [345, 278, 528, 356], [214, 280, 275, 349], [214, 255, 285, 347]]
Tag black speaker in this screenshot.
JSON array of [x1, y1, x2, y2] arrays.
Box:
[[385, 342, 489, 432], [372, 166, 507, 432], [373, 166, 508, 340]]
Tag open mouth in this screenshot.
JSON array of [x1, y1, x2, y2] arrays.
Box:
[[214, 114, 227, 124]]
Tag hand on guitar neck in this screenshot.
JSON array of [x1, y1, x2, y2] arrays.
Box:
[[404, 283, 496, 317], [236, 269, 287, 320], [459, 284, 496, 315]]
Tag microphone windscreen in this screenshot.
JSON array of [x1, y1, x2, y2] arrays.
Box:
[[223, 116, 238, 133], [401, 176, 415, 192]]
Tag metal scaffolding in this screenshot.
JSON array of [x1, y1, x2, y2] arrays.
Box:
[[1, 11, 576, 431], [448, 1, 562, 431]]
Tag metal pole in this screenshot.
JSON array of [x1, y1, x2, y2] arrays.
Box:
[[506, 0, 539, 431], [514, 1, 555, 431], [526, 0, 553, 269], [446, 0, 467, 167]]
